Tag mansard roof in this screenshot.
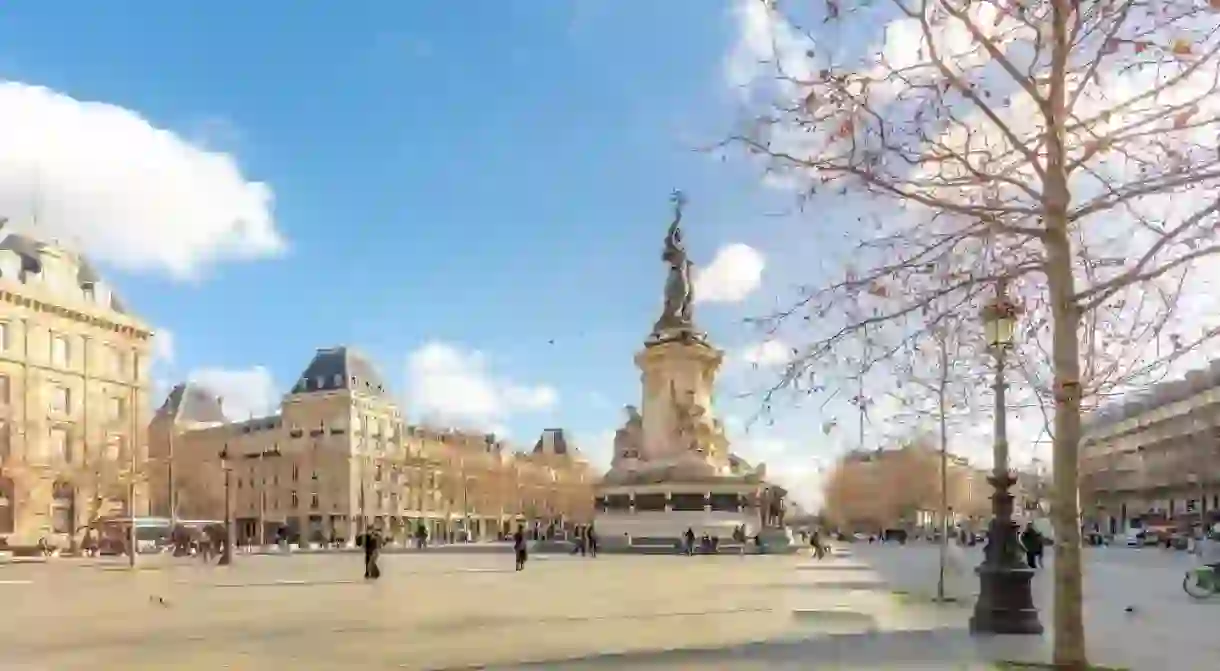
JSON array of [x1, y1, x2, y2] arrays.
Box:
[[157, 382, 228, 425], [289, 346, 391, 398]]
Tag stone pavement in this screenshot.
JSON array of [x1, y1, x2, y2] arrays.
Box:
[[1, 547, 1198, 670], [849, 542, 1220, 670], [0, 553, 798, 670]]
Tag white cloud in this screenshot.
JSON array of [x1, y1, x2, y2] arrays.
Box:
[[406, 341, 558, 428], [579, 429, 617, 471], [0, 81, 285, 279], [737, 339, 792, 368], [188, 366, 280, 420], [152, 327, 175, 366], [695, 243, 765, 304], [728, 432, 828, 511]]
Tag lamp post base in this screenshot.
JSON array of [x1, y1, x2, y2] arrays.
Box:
[[969, 563, 1042, 635]]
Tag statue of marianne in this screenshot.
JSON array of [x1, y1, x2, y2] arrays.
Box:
[[656, 190, 695, 333]]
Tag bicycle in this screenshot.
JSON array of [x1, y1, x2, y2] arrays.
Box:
[[1182, 565, 1218, 599]]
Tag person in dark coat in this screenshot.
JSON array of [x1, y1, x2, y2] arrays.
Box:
[[513, 524, 528, 571], [360, 520, 384, 580], [1021, 523, 1044, 569]]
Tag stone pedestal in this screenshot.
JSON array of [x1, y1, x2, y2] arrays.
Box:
[[634, 340, 723, 465], [593, 480, 760, 549]]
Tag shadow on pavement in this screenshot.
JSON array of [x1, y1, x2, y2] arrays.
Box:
[[471, 627, 1000, 670]]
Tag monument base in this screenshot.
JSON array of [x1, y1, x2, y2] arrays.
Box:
[[593, 480, 765, 552]]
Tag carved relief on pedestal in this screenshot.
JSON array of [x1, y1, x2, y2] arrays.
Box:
[[611, 405, 644, 466]]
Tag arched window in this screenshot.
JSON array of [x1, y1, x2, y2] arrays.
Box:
[[51, 480, 75, 535], [0, 476, 14, 535]]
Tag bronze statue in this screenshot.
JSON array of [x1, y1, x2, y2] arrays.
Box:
[[654, 190, 696, 337]]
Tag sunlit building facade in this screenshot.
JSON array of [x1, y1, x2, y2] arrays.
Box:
[[0, 231, 154, 548], [1081, 363, 1220, 534], [147, 347, 594, 544]]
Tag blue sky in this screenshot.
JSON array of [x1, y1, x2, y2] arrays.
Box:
[[0, 1, 879, 505]]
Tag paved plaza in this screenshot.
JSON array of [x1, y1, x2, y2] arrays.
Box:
[[1, 545, 1215, 670]]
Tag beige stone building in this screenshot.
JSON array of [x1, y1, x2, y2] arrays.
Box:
[[1081, 362, 1220, 534], [822, 443, 1003, 532], [0, 231, 155, 548], [148, 347, 594, 544]]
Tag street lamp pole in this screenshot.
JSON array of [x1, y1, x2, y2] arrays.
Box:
[[970, 279, 1042, 635], [218, 445, 233, 566]]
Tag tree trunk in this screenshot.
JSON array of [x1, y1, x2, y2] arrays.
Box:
[[937, 336, 950, 602], [1045, 225, 1087, 667], [1044, 0, 1087, 666]]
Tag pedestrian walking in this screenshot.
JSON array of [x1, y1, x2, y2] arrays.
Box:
[[1020, 523, 1043, 569], [587, 525, 598, 557], [683, 528, 696, 556], [513, 524, 528, 571], [810, 529, 825, 560], [360, 520, 384, 580]]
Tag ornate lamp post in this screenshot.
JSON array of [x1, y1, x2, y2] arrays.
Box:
[[218, 445, 234, 566], [970, 280, 1042, 635]]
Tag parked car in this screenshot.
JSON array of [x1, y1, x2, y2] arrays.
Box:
[[1125, 531, 1147, 547]]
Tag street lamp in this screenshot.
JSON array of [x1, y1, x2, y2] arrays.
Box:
[[218, 445, 234, 566], [969, 279, 1042, 635]]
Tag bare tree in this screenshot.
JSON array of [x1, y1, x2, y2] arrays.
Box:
[[887, 317, 985, 601], [724, 1, 1220, 664]]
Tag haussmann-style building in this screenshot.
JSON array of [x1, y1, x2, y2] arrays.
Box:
[[1081, 362, 1220, 535], [147, 346, 594, 545], [0, 228, 155, 549]]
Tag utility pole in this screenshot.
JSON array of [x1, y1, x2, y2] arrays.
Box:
[[167, 426, 176, 527], [257, 448, 266, 548], [127, 375, 138, 569], [219, 444, 233, 566]]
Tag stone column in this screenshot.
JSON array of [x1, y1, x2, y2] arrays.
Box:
[[629, 492, 636, 514], [664, 492, 672, 513]]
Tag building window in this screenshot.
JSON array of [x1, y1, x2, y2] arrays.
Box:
[[0, 322, 8, 351], [310, 492, 319, 509], [291, 491, 299, 508], [107, 397, 125, 422], [49, 427, 70, 462], [105, 435, 125, 462], [51, 480, 74, 534], [50, 334, 69, 368], [0, 375, 9, 405], [0, 476, 13, 534], [0, 421, 9, 460], [102, 344, 127, 378], [49, 386, 71, 415]]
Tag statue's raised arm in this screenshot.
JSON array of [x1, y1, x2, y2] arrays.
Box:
[[663, 190, 686, 262]]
